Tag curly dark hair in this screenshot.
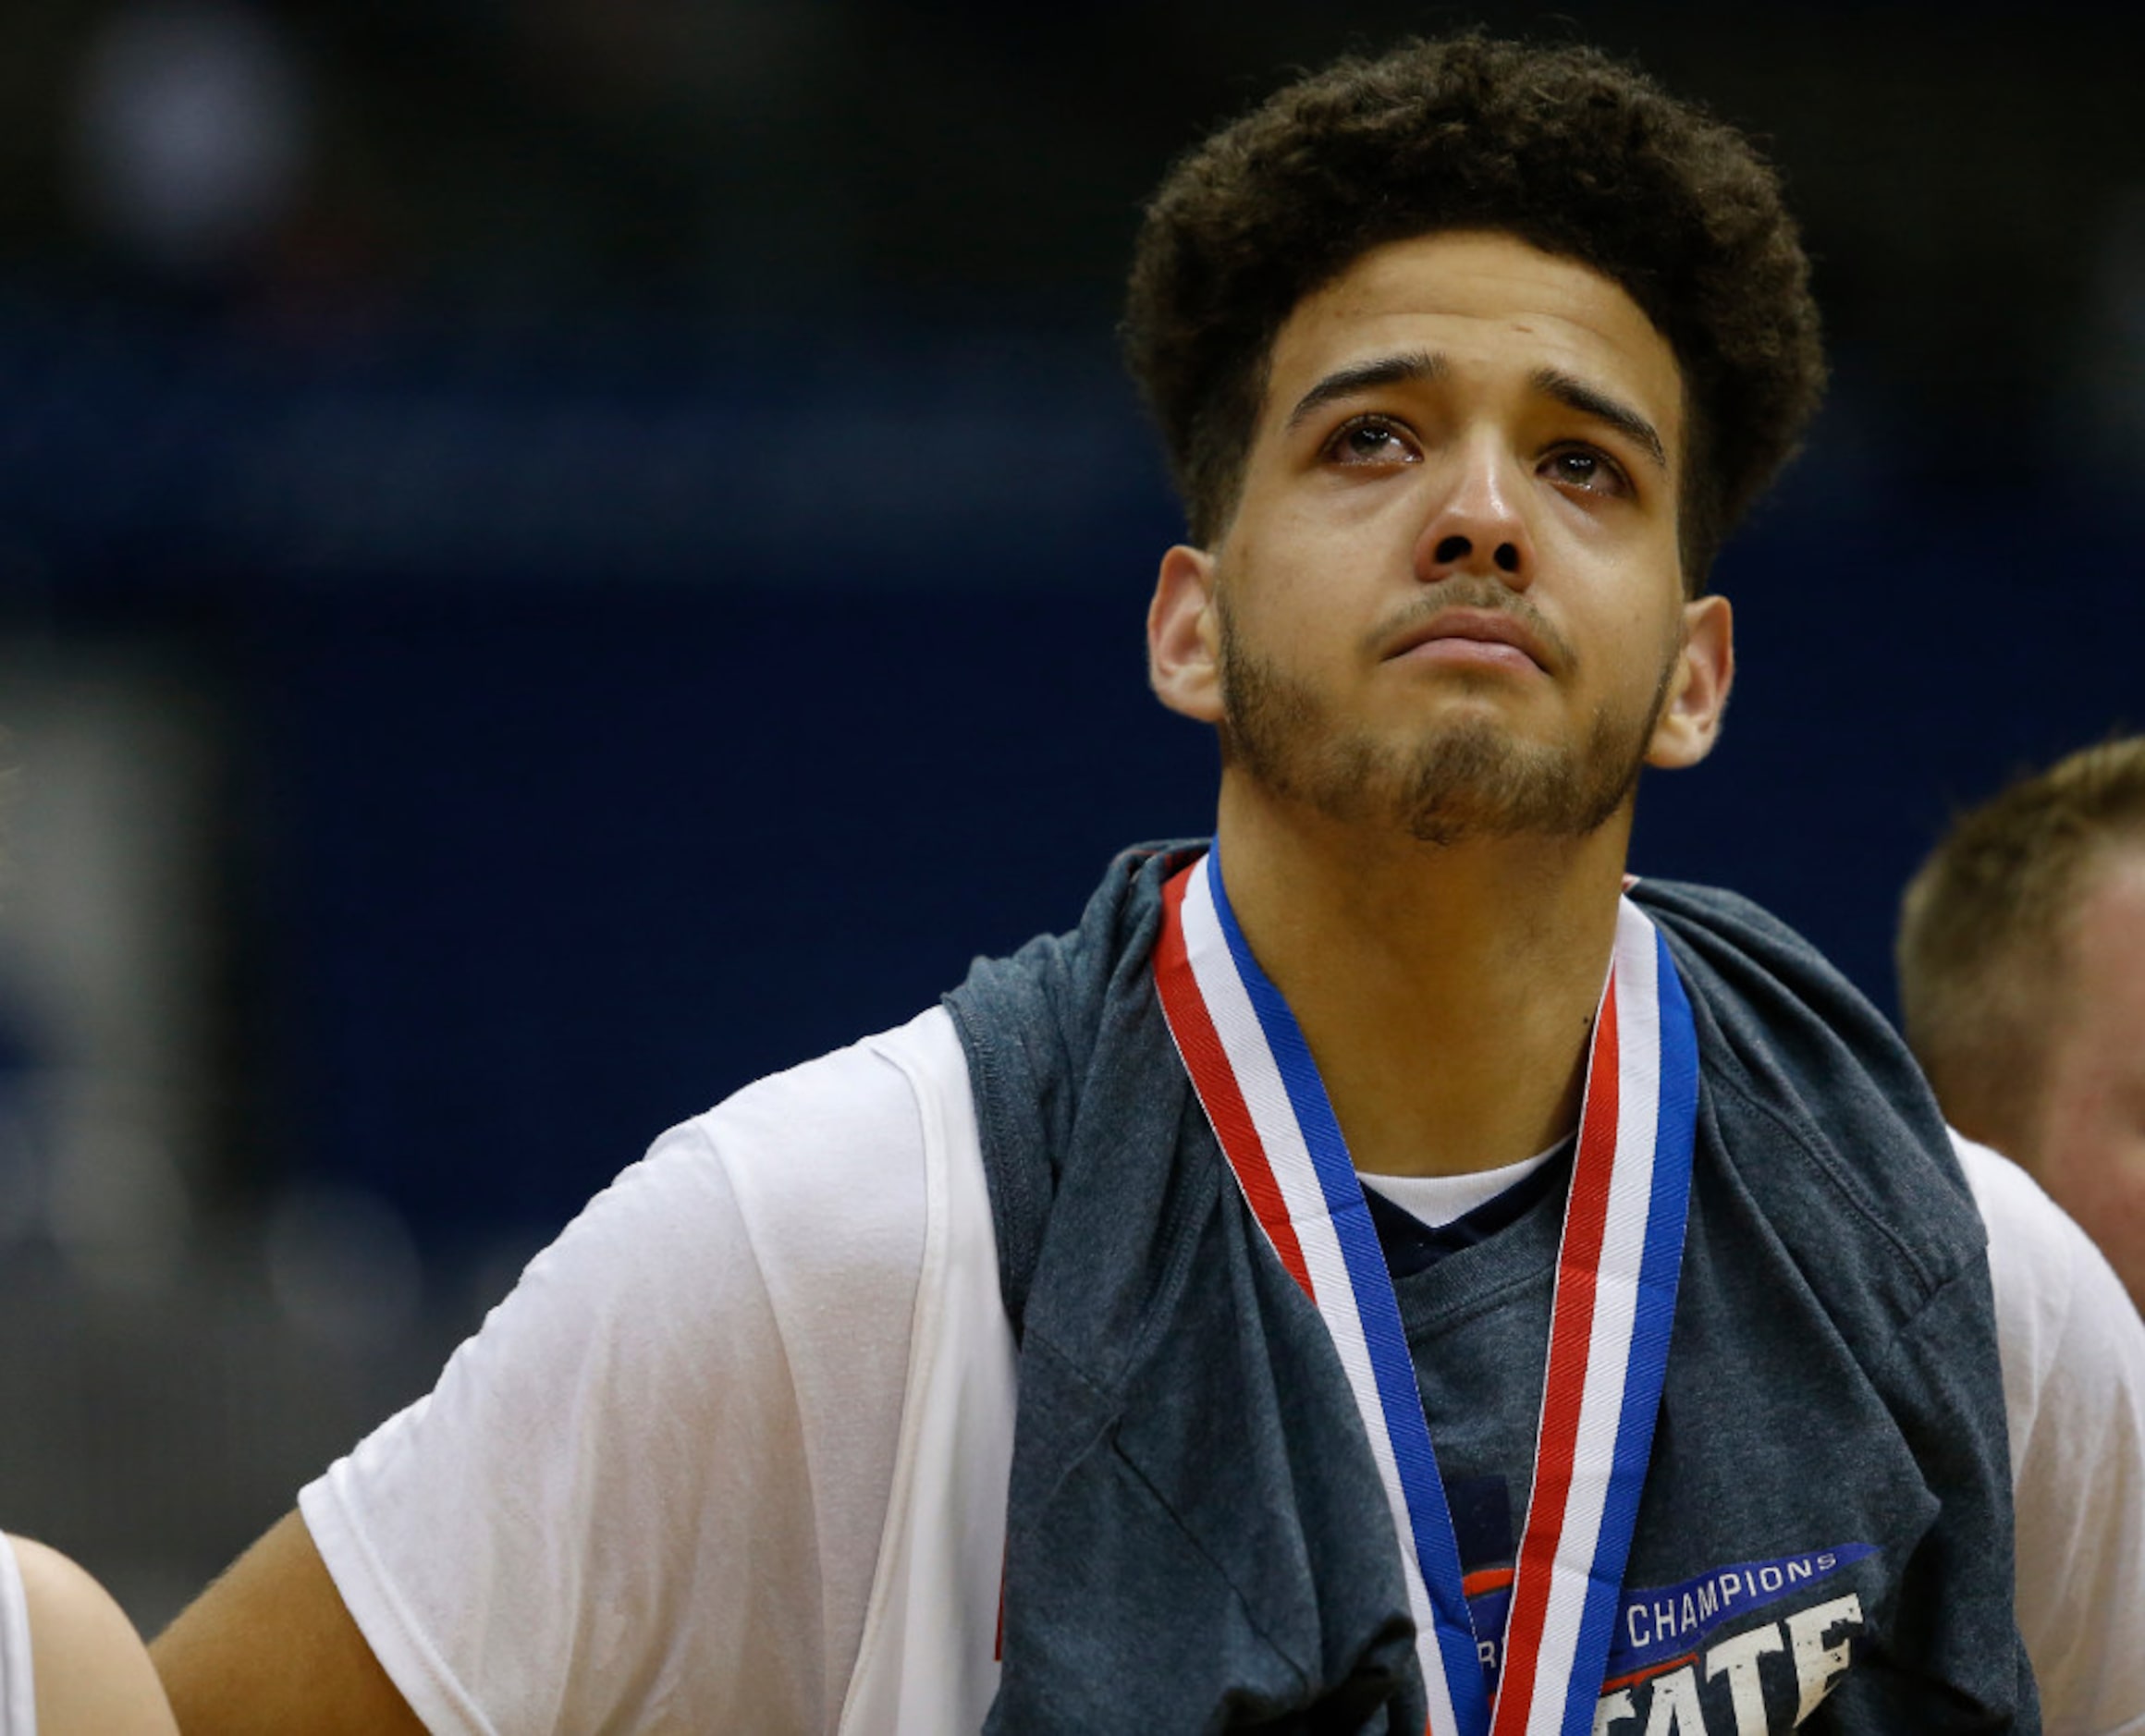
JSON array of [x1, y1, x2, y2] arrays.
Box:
[[1122, 35, 1826, 587]]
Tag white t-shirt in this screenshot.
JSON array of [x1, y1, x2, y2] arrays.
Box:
[[300, 1007, 2145, 1735], [1361, 1147, 1558, 1225], [0, 1538, 34, 1736], [1967, 1139, 2145, 1734]]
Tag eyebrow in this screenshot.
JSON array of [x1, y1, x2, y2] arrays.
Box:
[[1280, 348, 1671, 478], [1282, 349, 1448, 432], [1530, 366, 1669, 475]]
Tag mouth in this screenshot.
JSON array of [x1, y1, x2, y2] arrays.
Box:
[[1380, 607, 1554, 676]]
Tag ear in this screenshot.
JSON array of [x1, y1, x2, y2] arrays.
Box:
[[1645, 593, 1734, 770], [1147, 544, 1225, 724]]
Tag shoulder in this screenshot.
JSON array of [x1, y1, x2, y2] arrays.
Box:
[[693, 1003, 954, 1167], [330, 1006, 964, 1420], [542, 1006, 956, 1317], [1952, 1129, 2145, 1446], [299, 1009, 973, 1734], [1632, 879, 1931, 1118], [667, 1005, 962, 1302], [7, 1537, 177, 1736], [1952, 1132, 2145, 1730], [1954, 1131, 2106, 1400], [389, 1009, 962, 1449], [1631, 881, 1942, 1138], [1634, 879, 1984, 1308], [1951, 1129, 2145, 1458]]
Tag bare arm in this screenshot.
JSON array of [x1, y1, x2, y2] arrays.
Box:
[[150, 1511, 425, 1736], [11, 1535, 178, 1736]]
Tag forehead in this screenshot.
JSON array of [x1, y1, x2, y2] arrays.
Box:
[[2066, 850, 2145, 1009], [2041, 848, 2145, 1128], [1258, 230, 1685, 455]]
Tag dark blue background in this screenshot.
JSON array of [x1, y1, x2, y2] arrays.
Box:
[[253, 446, 2141, 1249], [7, 312, 2138, 1253]]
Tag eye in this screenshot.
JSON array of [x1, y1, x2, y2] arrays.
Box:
[[1541, 445, 1632, 497], [1323, 414, 1419, 467]]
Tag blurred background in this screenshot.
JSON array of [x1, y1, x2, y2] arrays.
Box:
[[0, 0, 2140, 1631]]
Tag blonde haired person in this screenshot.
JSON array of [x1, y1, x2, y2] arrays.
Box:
[[1899, 736, 2145, 1307], [0, 1534, 177, 1735]]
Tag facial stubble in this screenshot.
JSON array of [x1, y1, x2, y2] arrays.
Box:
[[1215, 589, 1681, 848]]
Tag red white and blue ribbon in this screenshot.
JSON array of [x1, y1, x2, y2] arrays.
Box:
[[1153, 847, 1698, 1736]]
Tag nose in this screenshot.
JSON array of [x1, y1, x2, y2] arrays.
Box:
[[1413, 436, 1533, 587]]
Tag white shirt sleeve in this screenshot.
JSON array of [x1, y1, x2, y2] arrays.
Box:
[[300, 1029, 934, 1736], [0, 1538, 32, 1736], [1956, 1131, 2145, 1736]]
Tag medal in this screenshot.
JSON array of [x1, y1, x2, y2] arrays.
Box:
[[1153, 848, 1698, 1736]]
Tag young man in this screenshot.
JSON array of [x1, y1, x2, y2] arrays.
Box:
[[1900, 736, 2145, 1307], [154, 37, 2144, 1735]]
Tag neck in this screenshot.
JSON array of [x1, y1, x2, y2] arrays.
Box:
[[1212, 775, 1633, 1179]]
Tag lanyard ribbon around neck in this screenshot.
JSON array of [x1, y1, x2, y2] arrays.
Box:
[[1152, 848, 1699, 1736]]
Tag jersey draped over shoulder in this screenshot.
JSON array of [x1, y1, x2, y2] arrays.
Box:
[[948, 850, 2039, 1733]]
